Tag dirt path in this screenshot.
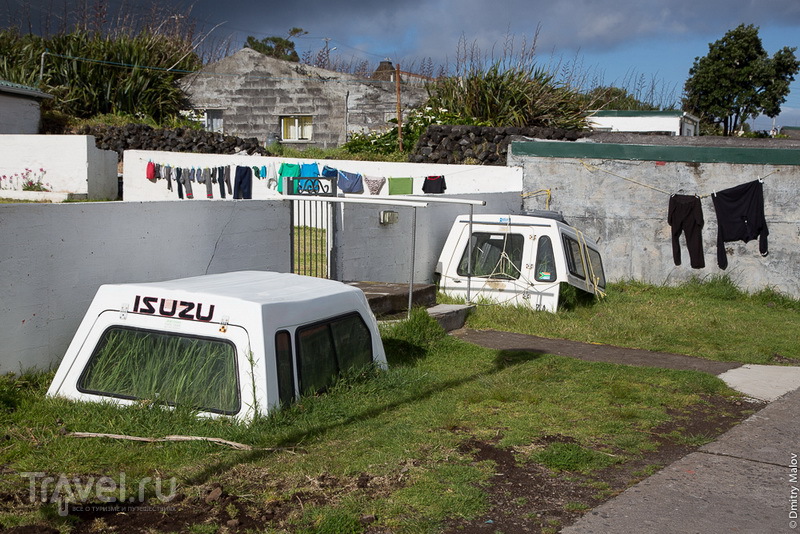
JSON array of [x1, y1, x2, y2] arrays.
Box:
[[451, 328, 741, 374]]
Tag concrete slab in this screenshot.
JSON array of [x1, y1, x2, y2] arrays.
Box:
[[425, 304, 474, 332], [718, 364, 800, 402], [701, 385, 800, 466], [562, 387, 800, 534], [347, 281, 436, 317], [561, 452, 787, 534]]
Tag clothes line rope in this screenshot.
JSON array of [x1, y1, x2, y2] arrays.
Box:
[[579, 160, 780, 198]]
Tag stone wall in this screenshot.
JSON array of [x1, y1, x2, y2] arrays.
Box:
[[76, 123, 268, 161], [410, 125, 586, 165]]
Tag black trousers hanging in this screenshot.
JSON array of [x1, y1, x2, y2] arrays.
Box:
[[668, 194, 705, 269]]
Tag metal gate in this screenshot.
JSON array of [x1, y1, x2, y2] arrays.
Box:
[[289, 176, 337, 279]]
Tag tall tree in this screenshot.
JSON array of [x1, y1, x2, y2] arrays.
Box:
[[683, 24, 799, 135], [245, 27, 307, 62]]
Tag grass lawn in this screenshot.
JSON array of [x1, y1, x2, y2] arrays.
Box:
[[0, 276, 795, 533]]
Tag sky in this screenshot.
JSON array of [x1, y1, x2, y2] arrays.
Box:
[[5, 0, 800, 131]]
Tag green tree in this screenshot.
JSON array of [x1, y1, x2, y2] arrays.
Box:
[[245, 28, 307, 62], [683, 24, 799, 136]]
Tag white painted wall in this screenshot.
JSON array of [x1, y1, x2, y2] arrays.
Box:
[[0, 200, 291, 373], [122, 150, 523, 201], [0, 135, 118, 200], [335, 192, 524, 284], [589, 115, 699, 136], [0, 94, 41, 134]]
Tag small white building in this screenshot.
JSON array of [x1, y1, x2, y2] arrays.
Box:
[[0, 80, 53, 134], [589, 110, 700, 136]]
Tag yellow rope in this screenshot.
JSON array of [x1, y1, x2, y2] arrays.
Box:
[[521, 188, 551, 209]]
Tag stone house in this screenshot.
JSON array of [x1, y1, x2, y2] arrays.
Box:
[[0, 80, 53, 134], [180, 48, 427, 149]]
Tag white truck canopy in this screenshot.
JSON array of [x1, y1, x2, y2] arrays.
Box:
[[47, 271, 386, 421]]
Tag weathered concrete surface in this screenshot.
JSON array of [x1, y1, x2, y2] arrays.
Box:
[[719, 364, 800, 402], [510, 142, 800, 299], [182, 48, 426, 149], [562, 385, 800, 534], [0, 201, 291, 373]]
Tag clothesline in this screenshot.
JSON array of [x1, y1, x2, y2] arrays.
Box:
[[578, 160, 780, 198]]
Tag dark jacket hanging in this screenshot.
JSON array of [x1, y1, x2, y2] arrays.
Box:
[[711, 180, 768, 270]]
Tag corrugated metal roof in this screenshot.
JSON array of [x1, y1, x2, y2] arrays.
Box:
[[0, 79, 53, 99]]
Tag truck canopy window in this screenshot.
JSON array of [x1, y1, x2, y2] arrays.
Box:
[[275, 330, 295, 405], [535, 235, 557, 282], [562, 235, 586, 280], [457, 232, 524, 280], [78, 327, 240, 414], [296, 313, 373, 395]]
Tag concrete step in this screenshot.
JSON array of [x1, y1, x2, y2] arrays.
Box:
[[347, 281, 436, 317], [425, 303, 475, 332]]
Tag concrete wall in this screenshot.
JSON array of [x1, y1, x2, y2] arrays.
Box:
[[0, 135, 118, 200], [0, 94, 41, 134], [181, 48, 426, 149], [335, 192, 524, 284], [509, 141, 800, 298], [123, 150, 523, 201], [0, 201, 291, 373]]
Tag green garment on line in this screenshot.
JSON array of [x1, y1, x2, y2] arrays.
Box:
[[388, 177, 413, 195]]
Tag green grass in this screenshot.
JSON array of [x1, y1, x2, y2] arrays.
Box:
[[1, 277, 788, 532], [461, 275, 800, 364], [294, 225, 328, 278]]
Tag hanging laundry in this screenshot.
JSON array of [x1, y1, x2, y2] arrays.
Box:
[[146, 161, 156, 181], [217, 166, 226, 198], [337, 170, 364, 194], [279, 162, 301, 194], [297, 162, 321, 193], [363, 175, 386, 195], [234, 166, 253, 199], [182, 168, 194, 199], [164, 165, 173, 192], [388, 177, 413, 195], [263, 162, 278, 190], [260, 165, 268, 180], [422, 175, 447, 194], [223, 166, 232, 196], [203, 168, 213, 198], [321, 165, 338, 178], [712, 180, 768, 270], [175, 168, 184, 199], [252, 166, 261, 179], [667, 194, 704, 269], [300, 162, 320, 176]]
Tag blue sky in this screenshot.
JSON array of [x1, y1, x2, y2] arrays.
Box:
[[7, 0, 800, 130]]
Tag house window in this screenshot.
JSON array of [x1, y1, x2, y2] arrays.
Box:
[[205, 109, 224, 132], [281, 116, 313, 141]]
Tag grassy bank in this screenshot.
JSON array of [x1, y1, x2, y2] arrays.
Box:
[[1, 277, 793, 532], [463, 276, 800, 364]]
